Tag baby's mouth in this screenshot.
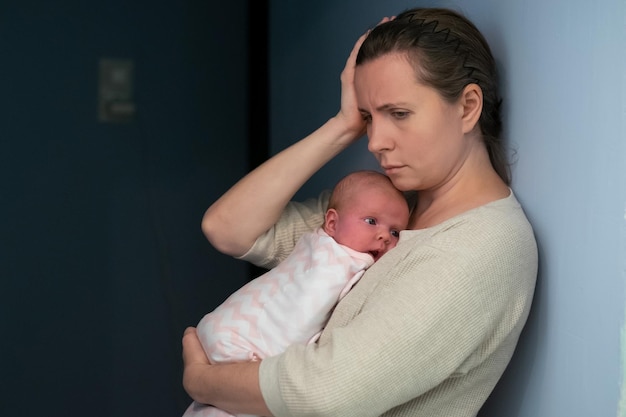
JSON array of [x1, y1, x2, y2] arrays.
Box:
[[369, 250, 379, 260]]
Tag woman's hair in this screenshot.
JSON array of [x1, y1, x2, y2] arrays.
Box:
[[356, 8, 510, 185]]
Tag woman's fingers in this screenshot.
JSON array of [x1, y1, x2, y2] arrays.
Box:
[[182, 326, 210, 366]]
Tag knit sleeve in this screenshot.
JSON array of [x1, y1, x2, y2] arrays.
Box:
[[236, 190, 331, 269]]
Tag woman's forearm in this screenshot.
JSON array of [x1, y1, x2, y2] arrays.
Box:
[[202, 116, 363, 257], [182, 327, 272, 415], [185, 361, 270, 415], [202, 29, 369, 257]]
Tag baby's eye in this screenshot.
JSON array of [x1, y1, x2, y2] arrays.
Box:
[[364, 217, 376, 225], [391, 230, 400, 238]]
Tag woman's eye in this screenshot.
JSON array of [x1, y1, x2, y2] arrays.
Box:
[[392, 111, 409, 119], [364, 218, 376, 225], [361, 114, 372, 123]]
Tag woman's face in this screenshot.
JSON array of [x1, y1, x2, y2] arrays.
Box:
[[354, 53, 472, 193]]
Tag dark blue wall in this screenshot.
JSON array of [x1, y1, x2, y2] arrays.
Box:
[[0, 1, 250, 416]]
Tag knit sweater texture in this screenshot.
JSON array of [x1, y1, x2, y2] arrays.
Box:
[[239, 190, 538, 417]]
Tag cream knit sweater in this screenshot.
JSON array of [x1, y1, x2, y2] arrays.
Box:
[[240, 190, 538, 417]]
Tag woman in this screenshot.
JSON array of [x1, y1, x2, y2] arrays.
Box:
[[183, 7, 538, 417]]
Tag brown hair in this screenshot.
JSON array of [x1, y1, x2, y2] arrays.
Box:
[[356, 8, 510, 185]]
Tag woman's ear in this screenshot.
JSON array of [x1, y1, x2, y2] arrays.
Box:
[[460, 83, 483, 134], [324, 209, 339, 236]]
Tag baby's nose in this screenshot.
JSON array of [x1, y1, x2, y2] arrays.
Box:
[[377, 230, 391, 244]]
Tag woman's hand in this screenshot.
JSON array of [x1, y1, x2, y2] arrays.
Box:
[[182, 327, 271, 415], [182, 327, 212, 404], [335, 31, 369, 141], [335, 17, 393, 144]]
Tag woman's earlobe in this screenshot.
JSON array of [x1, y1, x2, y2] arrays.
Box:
[[461, 83, 483, 133]]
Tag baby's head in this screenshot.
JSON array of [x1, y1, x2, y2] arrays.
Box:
[[324, 170, 409, 261]]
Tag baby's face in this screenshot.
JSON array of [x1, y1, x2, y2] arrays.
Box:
[[331, 188, 409, 261]]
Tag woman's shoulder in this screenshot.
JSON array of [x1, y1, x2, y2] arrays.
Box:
[[469, 190, 535, 237], [390, 190, 537, 295], [441, 190, 531, 234], [401, 190, 536, 259]]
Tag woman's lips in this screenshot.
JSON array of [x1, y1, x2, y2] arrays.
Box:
[[382, 165, 403, 176]]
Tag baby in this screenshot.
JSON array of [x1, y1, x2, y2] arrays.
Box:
[[183, 170, 409, 417]]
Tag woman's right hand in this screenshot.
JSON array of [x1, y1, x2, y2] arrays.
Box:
[[334, 31, 370, 143], [334, 18, 392, 145]]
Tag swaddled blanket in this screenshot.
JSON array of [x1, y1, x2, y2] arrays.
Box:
[[182, 228, 374, 417]]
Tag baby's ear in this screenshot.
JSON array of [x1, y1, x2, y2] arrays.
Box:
[[324, 209, 339, 236]]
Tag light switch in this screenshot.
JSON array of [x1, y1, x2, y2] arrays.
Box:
[[98, 58, 135, 123]]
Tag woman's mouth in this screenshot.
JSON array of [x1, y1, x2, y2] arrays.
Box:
[[382, 165, 403, 176]]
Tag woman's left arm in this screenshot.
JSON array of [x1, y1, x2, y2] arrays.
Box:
[[182, 327, 272, 416]]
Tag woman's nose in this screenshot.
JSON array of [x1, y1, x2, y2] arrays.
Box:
[[367, 121, 392, 153]]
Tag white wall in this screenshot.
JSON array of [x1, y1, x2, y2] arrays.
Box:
[[271, 0, 626, 416]]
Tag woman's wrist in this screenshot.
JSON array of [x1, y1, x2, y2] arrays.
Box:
[[321, 114, 366, 149], [183, 361, 214, 404], [184, 361, 270, 415]]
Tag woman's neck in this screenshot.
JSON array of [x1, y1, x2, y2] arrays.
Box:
[[408, 168, 509, 230]]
